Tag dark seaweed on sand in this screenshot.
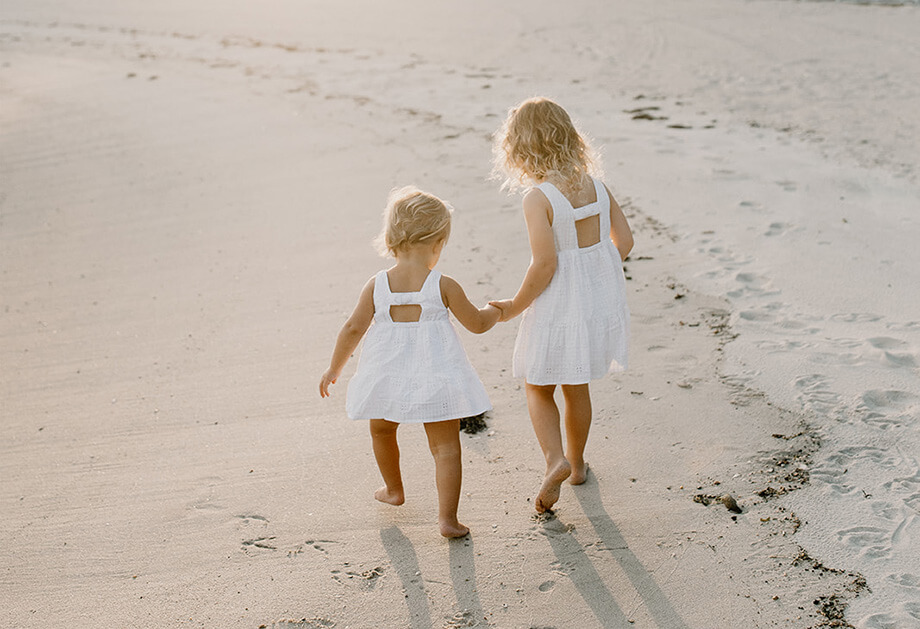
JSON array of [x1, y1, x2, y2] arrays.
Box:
[[460, 413, 488, 434]]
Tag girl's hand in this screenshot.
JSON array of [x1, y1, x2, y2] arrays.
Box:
[[319, 369, 338, 398], [488, 299, 514, 322], [482, 303, 502, 330]]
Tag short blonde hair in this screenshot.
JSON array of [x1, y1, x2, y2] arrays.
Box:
[[492, 97, 600, 194], [375, 186, 452, 256]]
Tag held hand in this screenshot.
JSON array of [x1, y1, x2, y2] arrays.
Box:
[[482, 303, 502, 330], [488, 299, 515, 322], [319, 369, 338, 398]]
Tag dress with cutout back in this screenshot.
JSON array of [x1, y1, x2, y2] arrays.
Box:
[[513, 178, 630, 385], [346, 270, 491, 422]]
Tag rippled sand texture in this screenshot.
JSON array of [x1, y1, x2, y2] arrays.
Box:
[[2, 1, 920, 627]]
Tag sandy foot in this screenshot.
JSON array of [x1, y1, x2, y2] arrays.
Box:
[[535, 460, 572, 513], [374, 486, 405, 506], [440, 520, 470, 539], [569, 462, 589, 485]]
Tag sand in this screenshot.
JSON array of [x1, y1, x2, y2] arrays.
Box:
[[2, 0, 919, 627]]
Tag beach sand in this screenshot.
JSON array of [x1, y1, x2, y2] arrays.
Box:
[[2, 1, 919, 627]]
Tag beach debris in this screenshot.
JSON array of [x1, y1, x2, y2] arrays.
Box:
[[693, 493, 719, 506], [624, 106, 668, 121], [692, 493, 742, 514], [721, 494, 742, 513], [460, 413, 487, 434], [262, 618, 335, 629], [772, 431, 805, 440]]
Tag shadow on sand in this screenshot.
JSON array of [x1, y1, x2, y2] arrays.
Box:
[[380, 526, 433, 629], [541, 474, 691, 629], [380, 526, 487, 628], [449, 535, 488, 626]]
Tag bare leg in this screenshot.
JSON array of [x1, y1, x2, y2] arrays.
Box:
[[561, 384, 592, 484], [423, 419, 468, 538], [369, 419, 404, 505], [525, 383, 572, 513]]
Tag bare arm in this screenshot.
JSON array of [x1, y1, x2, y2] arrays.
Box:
[[441, 275, 501, 334], [605, 183, 634, 261], [491, 189, 557, 321], [319, 277, 376, 397]]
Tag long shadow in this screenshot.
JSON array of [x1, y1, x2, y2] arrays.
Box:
[[448, 535, 487, 626], [542, 515, 632, 628], [380, 526, 433, 629], [573, 476, 691, 629]]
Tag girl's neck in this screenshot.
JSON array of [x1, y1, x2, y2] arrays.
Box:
[[396, 243, 439, 268], [388, 245, 440, 293], [542, 173, 590, 193], [540, 173, 594, 205]]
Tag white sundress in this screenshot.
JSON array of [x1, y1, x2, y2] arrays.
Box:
[[346, 269, 492, 423], [512, 178, 630, 385]]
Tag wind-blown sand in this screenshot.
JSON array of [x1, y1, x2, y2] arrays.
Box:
[[2, 1, 919, 627]]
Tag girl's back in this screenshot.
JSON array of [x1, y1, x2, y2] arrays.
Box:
[[512, 176, 630, 385]]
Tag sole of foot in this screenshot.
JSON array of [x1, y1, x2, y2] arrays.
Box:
[[536, 460, 572, 513]]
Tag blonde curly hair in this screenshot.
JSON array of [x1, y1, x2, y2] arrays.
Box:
[[374, 186, 452, 257], [492, 97, 600, 195]]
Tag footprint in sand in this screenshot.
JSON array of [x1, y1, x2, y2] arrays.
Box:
[[857, 390, 918, 428], [904, 493, 920, 512], [865, 336, 918, 368], [764, 221, 793, 237], [886, 320, 920, 332], [726, 271, 784, 301], [242, 536, 277, 550], [835, 525, 892, 560], [905, 602, 920, 621], [444, 611, 479, 628], [538, 580, 556, 593], [883, 469, 920, 495], [549, 559, 576, 577], [754, 339, 812, 353], [836, 445, 903, 469], [793, 373, 843, 417], [830, 312, 883, 323], [809, 455, 848, 485], [807, 350, 864, 367], [739, 301, 790, 324], [887, 573, 920, 589], [861, 612, 900, 629]]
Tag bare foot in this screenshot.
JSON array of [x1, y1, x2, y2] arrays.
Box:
[[569, 461, 589, 485], [535, 459, 572, 513], [439, 520, 470, 538], [374, 486, 405, 506]]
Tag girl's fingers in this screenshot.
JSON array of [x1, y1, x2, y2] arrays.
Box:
[[319, 374, 337, 397]]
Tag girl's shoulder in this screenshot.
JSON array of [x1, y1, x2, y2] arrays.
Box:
[[360, 272, 381, 298], [438, 272, 460, 294], [522, 186, 553, 210]]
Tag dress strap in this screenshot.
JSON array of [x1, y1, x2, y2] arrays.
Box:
[[593, 178, 611, 232], [372, 269, 392, 307], [537, 182, 570, 213]]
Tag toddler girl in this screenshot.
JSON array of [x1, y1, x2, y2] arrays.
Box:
[[320, 186, 500, 537], [490, 97, 633, 513]]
